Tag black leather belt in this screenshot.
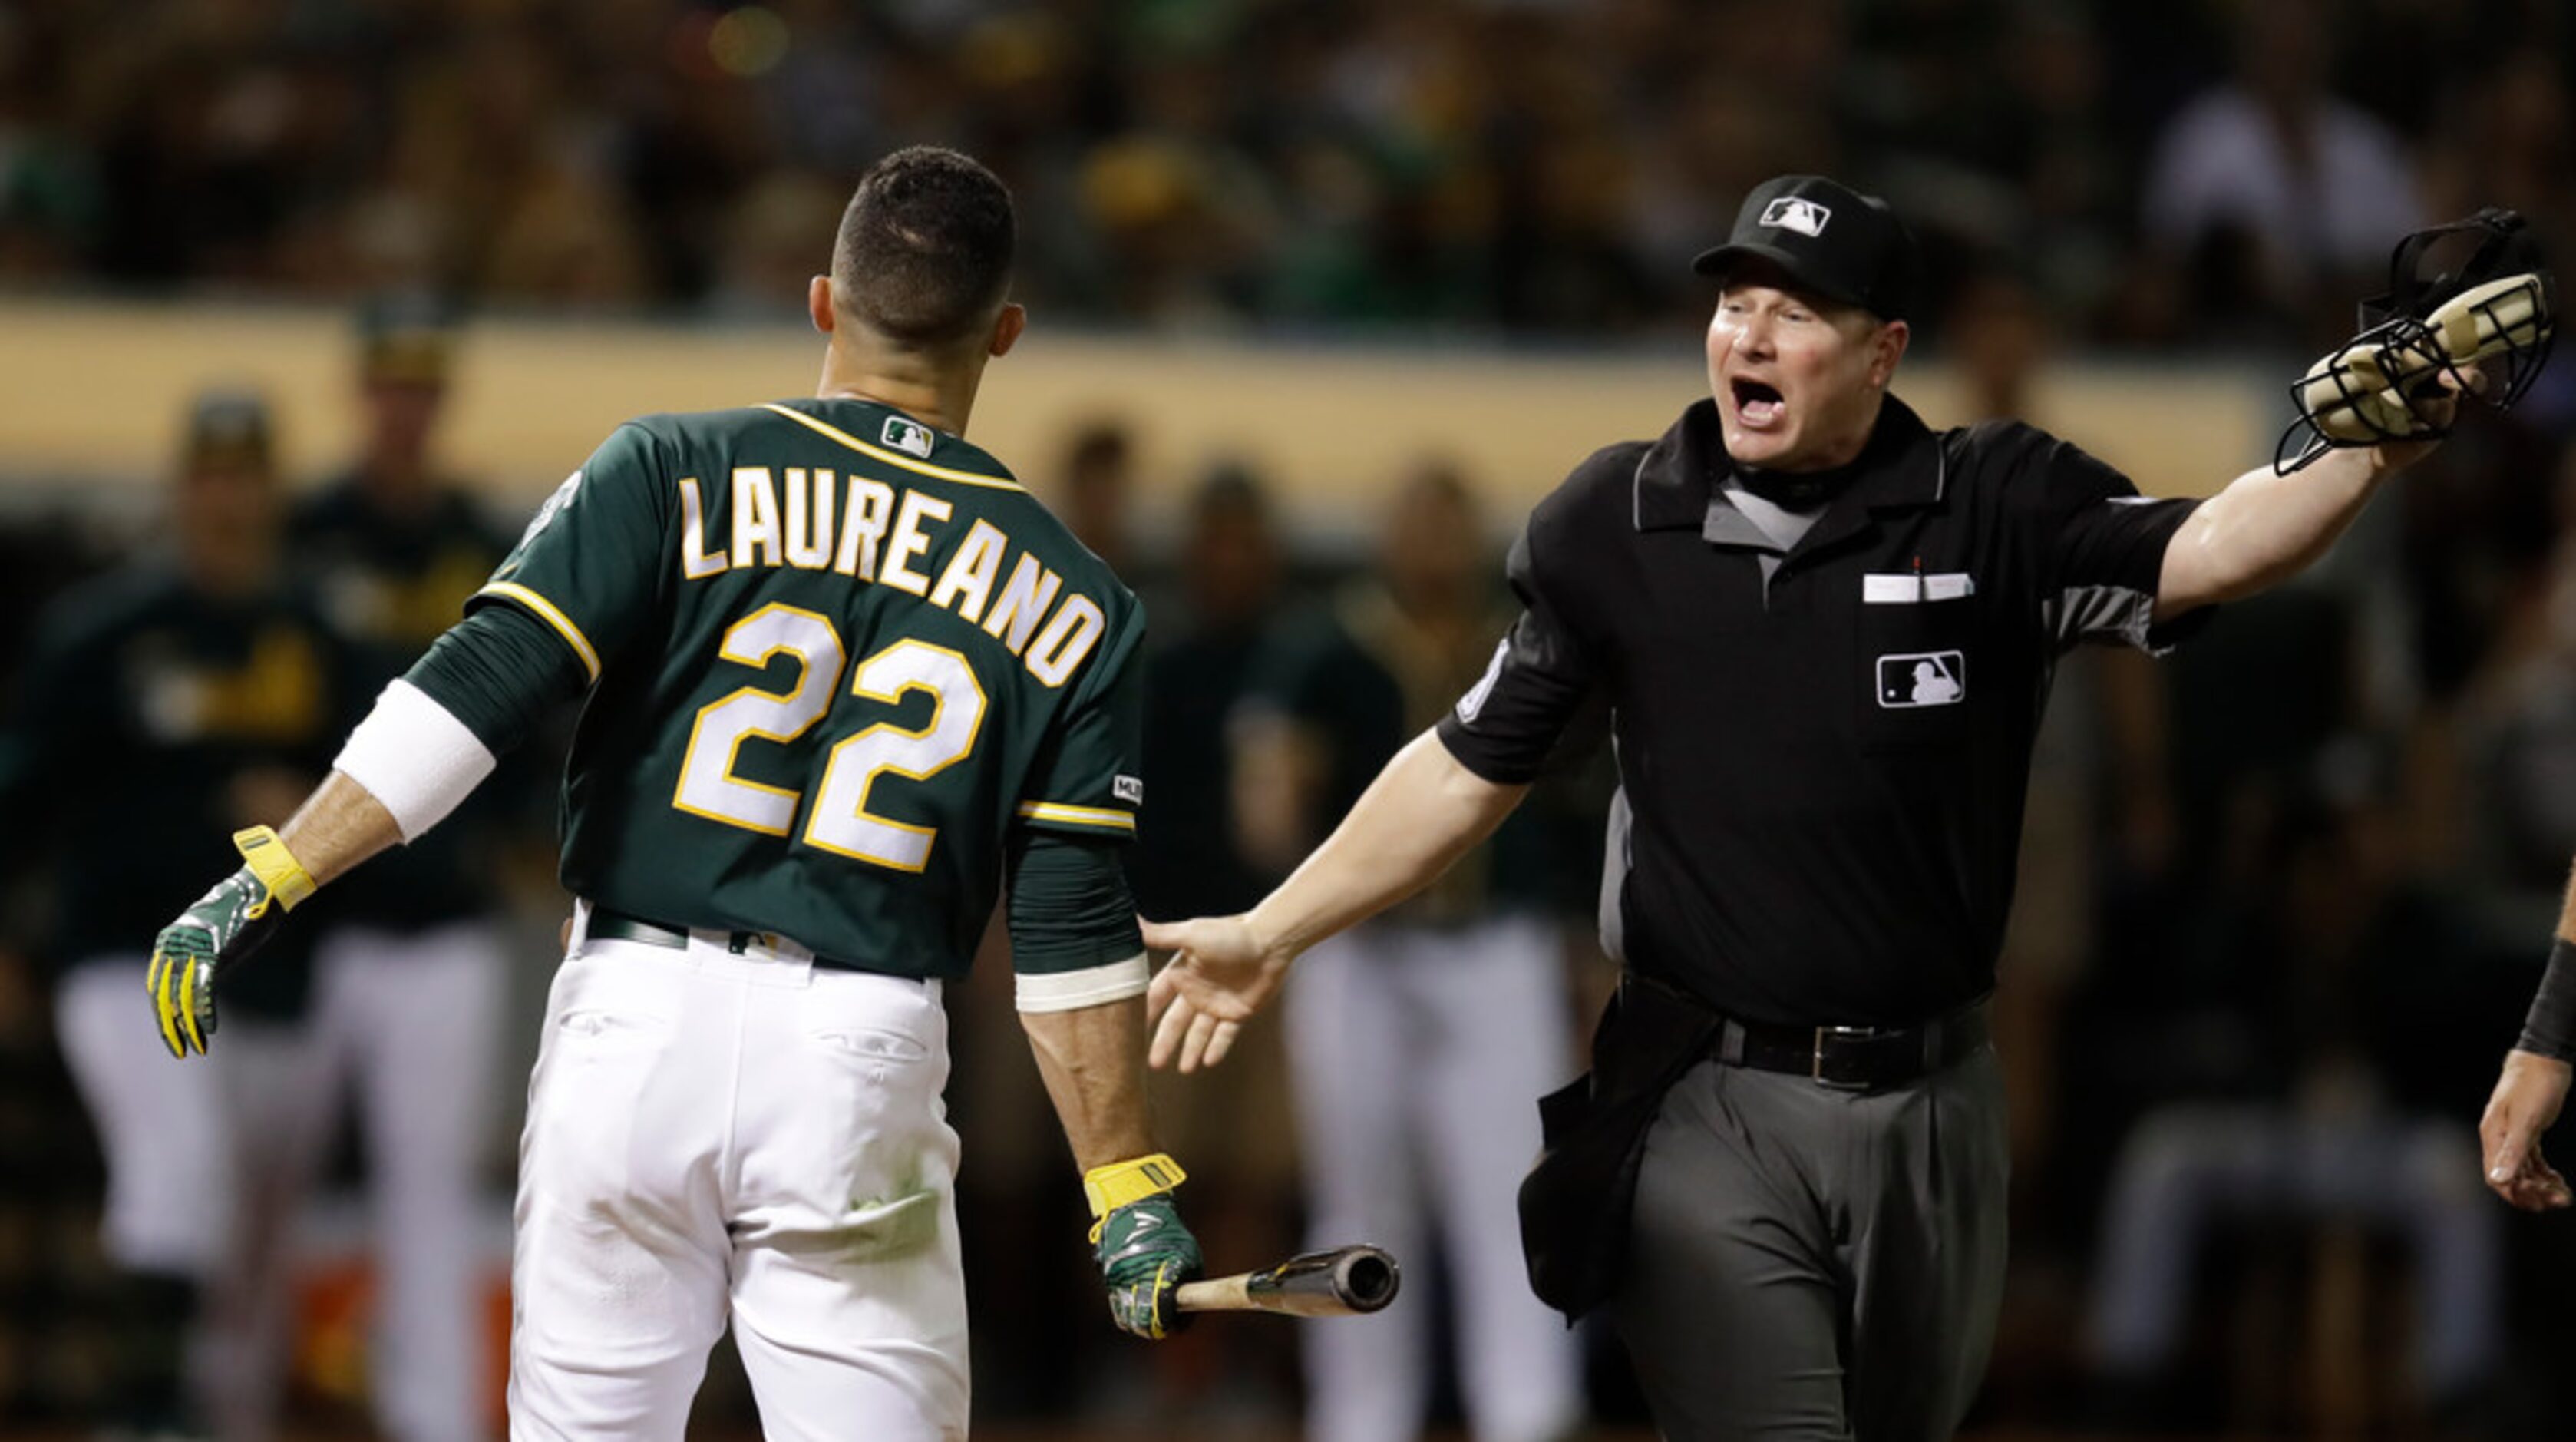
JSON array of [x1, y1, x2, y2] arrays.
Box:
[[586, 906, 873, 974], [1715, 1001, 1990, 1091]]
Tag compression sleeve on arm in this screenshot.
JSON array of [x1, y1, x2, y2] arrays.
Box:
[[2518, 936, 2576, 1061], [405, 603, 590, 752], [1008, 831, 1149, 1014], [332, 606, 587, 842]]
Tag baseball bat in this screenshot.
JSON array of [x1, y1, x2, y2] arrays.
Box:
[[1174, 1245, 1401, 1318]]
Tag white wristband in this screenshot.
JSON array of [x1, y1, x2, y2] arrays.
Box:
[[332, 680, 500, 842], [1014, 954, 1151, 1014]]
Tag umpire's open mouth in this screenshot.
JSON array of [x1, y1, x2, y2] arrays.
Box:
[[1730, 377, 1785, 429]]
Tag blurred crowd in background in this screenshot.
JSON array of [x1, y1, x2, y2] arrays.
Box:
[[0, 0, 2564, 345], [7, 0, 2576, 1438]]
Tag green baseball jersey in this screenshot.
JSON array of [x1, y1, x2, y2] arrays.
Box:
[[471, 396, 1144, 981]]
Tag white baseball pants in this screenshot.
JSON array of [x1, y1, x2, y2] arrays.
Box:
[[54, 954, 236, 1275], [206, 921, 507, 1442], [507, 910, 967, 1440], [1284, 914, 1583, 1442]]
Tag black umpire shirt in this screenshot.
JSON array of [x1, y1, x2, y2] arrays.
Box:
[[1438, 395, 2200, 1029]]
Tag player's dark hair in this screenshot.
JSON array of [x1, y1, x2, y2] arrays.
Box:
[[831, 147, 1016, 350]]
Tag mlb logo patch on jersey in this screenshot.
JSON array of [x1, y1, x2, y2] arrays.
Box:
[[882, 416, 936, 458], [1760, 197, 1831, 237], [1114, 775, 1144, 804], [1876, 650, 1965, 708]]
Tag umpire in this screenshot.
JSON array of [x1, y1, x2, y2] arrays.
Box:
[[1144, 174, 2472, 1440]]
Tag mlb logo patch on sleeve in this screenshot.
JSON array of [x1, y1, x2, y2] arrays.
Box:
[[882, 416, 936, 458]]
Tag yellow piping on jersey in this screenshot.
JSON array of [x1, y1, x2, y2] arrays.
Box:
[[479, 581, 603, 682], [1016, 801, 1137, 832], [759, 404, 1024, 491]]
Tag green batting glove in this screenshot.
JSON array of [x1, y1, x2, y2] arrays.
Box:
[[1095, 1195, 1202, 1340], [146, 827, 314, 1058], [1085, 1152, 1200, 1340]]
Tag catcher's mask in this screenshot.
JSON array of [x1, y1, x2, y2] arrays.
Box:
[[2276, 207, 2556, 473]]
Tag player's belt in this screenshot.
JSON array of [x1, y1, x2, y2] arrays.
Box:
[[586, 906, 873, 974], [1713, 1000, 1990, 1091]]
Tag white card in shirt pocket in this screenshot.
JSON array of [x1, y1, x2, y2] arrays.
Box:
[[1862, 572, 1976, 604]]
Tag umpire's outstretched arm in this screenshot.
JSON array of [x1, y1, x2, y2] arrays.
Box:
[[1144, 732, 1524, 1073]]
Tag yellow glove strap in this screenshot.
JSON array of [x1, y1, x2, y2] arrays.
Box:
[[1083, 1153, 1187, 1220], [233, 826, 318, 912]]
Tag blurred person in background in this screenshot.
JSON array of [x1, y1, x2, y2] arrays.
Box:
[[235, 296, 516, 1442], [704, 170, 851, 320], [2135, 0, 2422, 346], [1230, 463, 1584, 1442], [2086, 759, 2508, 1432], [1133, 465, 1289, 928], [1050, 418, 1141, 580], [1128, 464, 1302, 1422], [0, 391, 355, 1440]]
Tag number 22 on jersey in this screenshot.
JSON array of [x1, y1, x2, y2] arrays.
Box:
[[673, 602, 986, 872]]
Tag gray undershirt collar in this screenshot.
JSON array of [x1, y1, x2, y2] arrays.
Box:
[[1714, 478, 1829, 584]]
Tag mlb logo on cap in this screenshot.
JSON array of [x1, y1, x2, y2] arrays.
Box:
[[1759, 197, 1831, 237], [1692, 174, 1920, 322]]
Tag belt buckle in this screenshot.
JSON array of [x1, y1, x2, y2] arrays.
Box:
[[1811, 1025, 1878, 1090]]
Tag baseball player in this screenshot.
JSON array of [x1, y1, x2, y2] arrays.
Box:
[[211, 296, 518, 1442], [144, 147, 1202, 1439], [1230, 464, 1582, 1442], [2, 391, 357, 1439]]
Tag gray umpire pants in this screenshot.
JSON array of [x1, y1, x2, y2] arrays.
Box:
[[1609, 1044, 2010, 1442]]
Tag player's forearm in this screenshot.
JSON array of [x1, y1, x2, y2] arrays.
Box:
[[1243, 729, 1527, 960], [2155, 448, 2394, 617], [309, 606, 585, 861], [276, 770, 405, 886], [1023, 997, 1158, 1172]]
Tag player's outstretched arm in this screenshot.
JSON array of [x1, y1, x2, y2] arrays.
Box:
[[146, 770, 408, 1057], [2485, 858, 2576, 1212], [1143, 729, 1527, 1073], [149, 604, 586, 1057]]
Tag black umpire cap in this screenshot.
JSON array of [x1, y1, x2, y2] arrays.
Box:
[[183, 389, 275, 471], [358, 290, 459, 386], [1693, 175, 1919, 323]]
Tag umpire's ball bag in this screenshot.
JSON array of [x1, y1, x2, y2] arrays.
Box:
[[1517, 971, 1723, 1318]]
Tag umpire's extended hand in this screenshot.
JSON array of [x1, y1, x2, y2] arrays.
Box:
[[146, 826, 315, 1057], [2481, 1049, 2573, 1212], [1141, 914, 1290, 1073]]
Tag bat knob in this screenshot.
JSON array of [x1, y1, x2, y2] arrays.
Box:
[[1336, 1247, 1401, 1313]]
